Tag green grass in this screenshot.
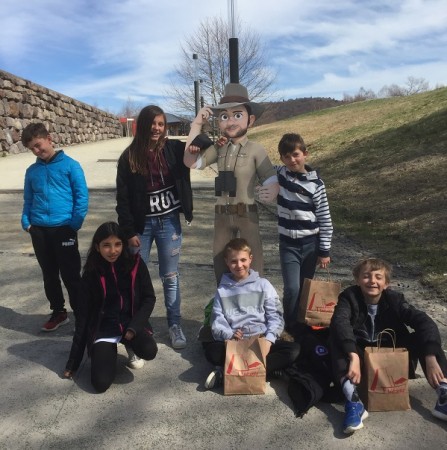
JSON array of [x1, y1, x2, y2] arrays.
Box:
[[250, 88, 447, 301]]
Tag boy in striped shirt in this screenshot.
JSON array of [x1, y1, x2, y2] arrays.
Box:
[[274, 133, 333, 335]]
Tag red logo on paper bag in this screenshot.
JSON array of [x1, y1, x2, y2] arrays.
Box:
[[307, 293, 337, 313], [226, 354, 262, 376], [370, 368, 408, 394]]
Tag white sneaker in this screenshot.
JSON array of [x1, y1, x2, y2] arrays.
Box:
[[204, 368, 223, 389], [169, 324, 187, 349], [126, 347, 144, 369]]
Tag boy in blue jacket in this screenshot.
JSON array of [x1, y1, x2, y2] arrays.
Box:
[[203, 238, 300, 389], [21, 123, 88, 331]]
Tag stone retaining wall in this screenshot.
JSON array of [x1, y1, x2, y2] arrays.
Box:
[[0, 69, 122, 155]]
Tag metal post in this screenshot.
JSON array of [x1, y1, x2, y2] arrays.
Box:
[[228, 0, 239, 83], [193, 53, 200, 116], [229, 38, 239, 83]]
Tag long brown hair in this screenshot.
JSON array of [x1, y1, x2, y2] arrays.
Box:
[[126, 105, 167, 175]]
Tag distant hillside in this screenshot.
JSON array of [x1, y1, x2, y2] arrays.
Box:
[[250, 88, 447, 300], [255, 97, 345, 126]]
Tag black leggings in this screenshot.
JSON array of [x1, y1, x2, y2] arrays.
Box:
[[91, 331, 158, 393]]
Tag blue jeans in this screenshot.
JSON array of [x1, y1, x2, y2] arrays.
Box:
[[279, 235, 318, 331], [138, 211, 182, 327]]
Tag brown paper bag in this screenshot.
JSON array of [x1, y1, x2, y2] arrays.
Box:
[[363, 330, 410, 411], [224, 336, 269, 395], [297, 274, 341, 327]]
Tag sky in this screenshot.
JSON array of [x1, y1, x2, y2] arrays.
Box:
[[1, 0, 447, 116]]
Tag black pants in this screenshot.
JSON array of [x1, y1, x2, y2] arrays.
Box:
[[91, 332, 158, 393], [30, 225, 81, 314], [330, 332, 447, 383], [204, 339, 301, 374]]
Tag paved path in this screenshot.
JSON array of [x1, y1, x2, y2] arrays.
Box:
[[0, 137, 215, 192], [0, 138, 446, 449]]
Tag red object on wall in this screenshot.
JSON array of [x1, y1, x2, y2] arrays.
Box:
[[119, 117, 136, 137]]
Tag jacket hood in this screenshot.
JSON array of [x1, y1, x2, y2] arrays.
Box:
[[219, 269, 259, 288]]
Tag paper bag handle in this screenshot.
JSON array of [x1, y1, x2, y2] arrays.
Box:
[[315, 267, 334, 282], [376, 328, 396, 351]]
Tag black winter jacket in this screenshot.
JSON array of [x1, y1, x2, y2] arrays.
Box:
[[116, 139, 192, 240], [330, 285, 442, 357], [65, 254, 156, 372]]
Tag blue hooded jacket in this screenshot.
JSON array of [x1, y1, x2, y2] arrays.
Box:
[[21, 150, 88, 231]]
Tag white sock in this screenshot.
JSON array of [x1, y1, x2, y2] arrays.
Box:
[[342, 377, 360, 402]]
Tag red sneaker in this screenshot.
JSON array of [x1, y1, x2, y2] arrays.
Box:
[[41, 311, 69, 332]]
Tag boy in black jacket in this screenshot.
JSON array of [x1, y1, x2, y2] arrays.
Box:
[[330, 258, 447, 434]]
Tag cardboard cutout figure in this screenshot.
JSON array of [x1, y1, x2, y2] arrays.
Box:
[[184, 83, 279, 283]]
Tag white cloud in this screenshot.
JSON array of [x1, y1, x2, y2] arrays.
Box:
[[1, 0, 446, 112]]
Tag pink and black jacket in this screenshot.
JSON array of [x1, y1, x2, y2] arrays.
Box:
[[65, 254, 156, 372]]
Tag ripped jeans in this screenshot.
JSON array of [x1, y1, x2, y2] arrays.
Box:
[[138, 211, 182, 327]]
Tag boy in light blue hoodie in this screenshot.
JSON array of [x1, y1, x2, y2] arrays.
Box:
[[203, 238, 300, 389]]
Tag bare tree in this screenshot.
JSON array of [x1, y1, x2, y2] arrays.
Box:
[[117, 97, 141, 118], [404, 76, 429, 95], [343, 87, 376, 102], [167, 16, 275, 115], [378, 83, 406, 97], [379, 77, 429, 98]]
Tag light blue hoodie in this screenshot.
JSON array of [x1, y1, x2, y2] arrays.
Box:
[[211, 270, 284, 343]]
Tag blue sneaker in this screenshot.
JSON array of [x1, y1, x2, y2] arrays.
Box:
[[343, 400, 369, 434], [432, 397, 447, 421]]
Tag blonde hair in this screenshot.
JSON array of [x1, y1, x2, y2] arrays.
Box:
[[352, 257, 392, 284], [223, 238, 252, 259]]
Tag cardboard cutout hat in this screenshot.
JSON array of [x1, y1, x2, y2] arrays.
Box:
[[211, 83, 265, 119]]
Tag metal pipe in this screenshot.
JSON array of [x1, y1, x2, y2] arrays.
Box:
[[228, 1, 239, 83], [193, 54, 200, 115], [229, 37, 239, 83]]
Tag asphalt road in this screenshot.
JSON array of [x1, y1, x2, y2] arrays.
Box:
[[0, 137, 446, 449]]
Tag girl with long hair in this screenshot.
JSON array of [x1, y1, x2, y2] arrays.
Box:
[[64, 222, 158, 393], [116, 105, 192, 350]]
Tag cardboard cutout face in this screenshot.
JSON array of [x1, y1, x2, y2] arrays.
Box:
[[216, 105, 255, 141]]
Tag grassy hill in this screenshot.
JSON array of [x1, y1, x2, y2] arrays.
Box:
[[250, 87, 447, 301], [255, 97, 345, 126]]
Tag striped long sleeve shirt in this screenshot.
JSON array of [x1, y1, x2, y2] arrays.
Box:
[[276, 165, 333, 257]]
